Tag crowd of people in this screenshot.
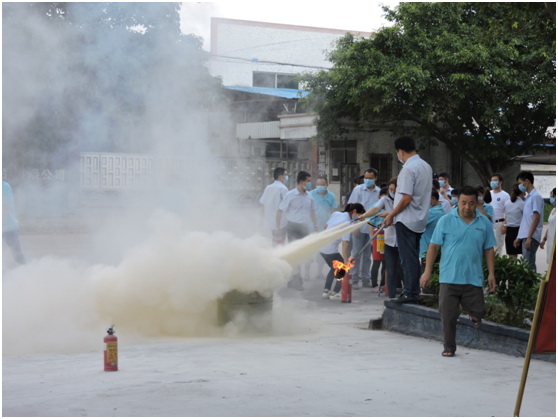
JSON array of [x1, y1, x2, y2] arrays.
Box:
[[259, 136, 556, 357]]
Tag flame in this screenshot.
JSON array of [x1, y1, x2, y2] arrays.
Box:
[[333, 259, 354, 280]]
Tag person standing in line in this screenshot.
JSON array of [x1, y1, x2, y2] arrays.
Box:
[[514, 171, 544, 272], [540, 188, 556, 266], [450, 188, 460, 208], [3, 180, 26, 265], [419, 188, 447, 261], [320, 203, 366, 300], [502, 183, 525, 259], [437, 172, 454, 203], [476, 185, 494, 222], [259, 167, 289, 246], [489, 173, 510, 256], [383, 136, 433, 304], [433, 179, 451, 214], [420, 185, 496, 357], [348, 168, 381, 289], [277, 171, 318, 290], [310, 175, 337, 231]]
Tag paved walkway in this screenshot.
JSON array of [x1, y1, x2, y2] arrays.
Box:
[[2, 233, 556, 417]]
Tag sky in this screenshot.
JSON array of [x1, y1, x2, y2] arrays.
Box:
[[180, 1, 401, 50]]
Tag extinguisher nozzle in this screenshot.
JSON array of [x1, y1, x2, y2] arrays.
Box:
[[107, 325, 115, 335]]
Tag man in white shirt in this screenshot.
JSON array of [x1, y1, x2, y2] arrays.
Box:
[[489, 173, 510, 256], [437, 172, 453, 203], [348, 168, 381, 288], [384, 137, 433, 303], [513, 171, 544, 272], [277, 171, 318, 290], [259, 167, 289, 246]]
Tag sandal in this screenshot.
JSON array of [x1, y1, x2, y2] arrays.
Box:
[[441, 350, 455, 357], [470, 316, 481, 327]]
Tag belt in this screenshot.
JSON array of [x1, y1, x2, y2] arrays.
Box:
[[495, 218, 505, 223]]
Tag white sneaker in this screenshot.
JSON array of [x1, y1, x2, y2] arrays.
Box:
[[329, 292, 341, 300], [322, 290, 332, 299]]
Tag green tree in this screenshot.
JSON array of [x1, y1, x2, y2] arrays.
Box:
[[303, 2, 556, 183]]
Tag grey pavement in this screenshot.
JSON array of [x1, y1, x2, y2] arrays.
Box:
[[2, 231, 556, 417]]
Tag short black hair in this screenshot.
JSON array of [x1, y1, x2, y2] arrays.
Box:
[[364, 168, 378, 178], [552, 188, 556, 197], [316, 175, 328, 183], [273, 167, 286, 180], [297, 170, 311, 184], [491, 173, 504, 182], [394, 136, 416, 153], [431, 188, 440, 201], [432, 179, 440, 190], [344, 203, 365, 214], [438, 172, 450, 181], [516, 171, 534, 184], [475, 185, 491, 203], [451, 188, 460, 197], [380, 186, 389, 196], [459, 185, 477, 198]]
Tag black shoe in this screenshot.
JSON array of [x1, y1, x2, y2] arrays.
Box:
[[393, 294, 418, 304]]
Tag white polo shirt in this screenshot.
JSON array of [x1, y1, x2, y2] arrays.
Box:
[[279, 188, 316, 225], [518, 188, 544, 242], [348, 183, 381, 233], [490, 190, 510, 222], [394, 154, 433, 233], [259, 180, 288, 230]]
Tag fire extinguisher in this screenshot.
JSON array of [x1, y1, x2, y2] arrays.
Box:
[[341, 272, 352, 303], [372, 228, 385, 260], [104, 325, 118, 372]]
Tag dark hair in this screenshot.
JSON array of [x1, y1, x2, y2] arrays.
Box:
[[475, 185, 491, 203], [394, 136, 416, 152], [516, 171, 534, 184], [431, 188, 440, 201], [297, 171, 311, 184], [552, 188, 556, 197], [316, 175, 328, 183], [451, 188, 459, 197], [459, 185, 477, 198], [388, 177, 398, 186], [432, 179, 440, 190], [357, 175, 364, 184], [491, 173, 504, 182], [380, 186, 389, 196], [344, 203, 365, 214], [510, 183, 521, 203], [438, 172, 450, 181], [364, 168, 378, 178], [273, 167, 286, 180]]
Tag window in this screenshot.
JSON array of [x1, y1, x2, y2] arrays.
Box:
[[265, 141, 298, 159], [369, 153, 392, 185], [253, 72, 299, 89]]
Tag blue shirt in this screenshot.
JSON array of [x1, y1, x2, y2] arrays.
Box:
[[310, 189, 337, 231], [431, 207, 496, 287], [3, 181, 19, 232], [419, 205, 446, 259], [482, 203, 494, 223]]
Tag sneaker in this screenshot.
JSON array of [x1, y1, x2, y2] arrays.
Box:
[[329, 292, 341, 300], [352, 282, 361, 290], [322, 290, 332, 299], [393, 294, 418, 304]]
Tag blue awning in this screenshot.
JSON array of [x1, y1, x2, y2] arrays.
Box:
[[224, 85, 309, 99]]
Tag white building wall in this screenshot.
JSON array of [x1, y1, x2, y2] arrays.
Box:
[[209, 18, 371, 86]]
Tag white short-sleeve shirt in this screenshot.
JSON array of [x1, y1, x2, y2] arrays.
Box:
[[259, 180, 288, 230], [394, 154, 433, 233], [279, 188, 316, 225]]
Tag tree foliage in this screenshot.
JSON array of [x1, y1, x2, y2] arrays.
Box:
[[303, 2, 556, 182]]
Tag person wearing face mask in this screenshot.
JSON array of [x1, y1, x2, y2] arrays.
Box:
[[348, 168, 381, 289], [277, 170, 318, 290], [320, 203, 366, 300], [489, 173, 510, 256], [450, 188, 460, 207], [503, 183, 525, 259], [310, 175, 337, 231], [437, 172, 453, 203], [383, 136, 433, 304], [513, 171, 544, 272], [359, 177, 402, 296], [540, 187, 556, 266], [419, 188, 447, 261], [476, 185, 494, 222], [433, 179, 451, 213], [259, 167, 289, 246]]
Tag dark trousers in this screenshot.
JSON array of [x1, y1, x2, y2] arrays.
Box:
[[384, 244, 403, 298], [320, 252, 343, 293], [439, 283, 486, 353], [3, 230, 26, 265], [395, 222, 422, 299], [371, 259, 385, 287], [286, 222, 310, 289]]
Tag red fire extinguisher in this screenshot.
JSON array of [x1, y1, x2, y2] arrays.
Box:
[[341, 272, 352, 303], [104, 325, 118, 371], [372, 228, 385, 260]]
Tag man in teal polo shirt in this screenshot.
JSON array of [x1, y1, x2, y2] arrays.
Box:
[[420, 185, 496, 357]]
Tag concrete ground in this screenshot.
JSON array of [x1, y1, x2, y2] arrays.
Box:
[[2, 231, 556, 417]]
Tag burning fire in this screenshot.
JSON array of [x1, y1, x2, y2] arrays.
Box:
[[333, 260, 354, 280]]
